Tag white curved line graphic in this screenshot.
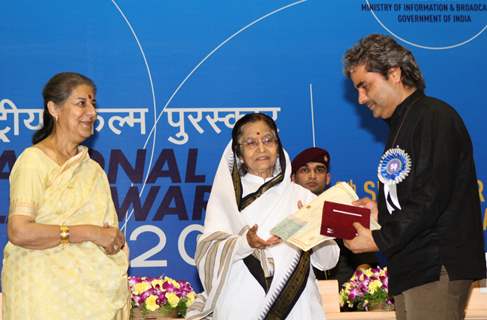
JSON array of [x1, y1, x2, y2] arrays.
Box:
[[143, 0, 308, 147], [120, 0, 309, 227], [366, 0, 487, 50], [309, 83, 316, 147], [111, 0, 158, 232]]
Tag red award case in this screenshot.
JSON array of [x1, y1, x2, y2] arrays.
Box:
[[320, 201, 371, 240]]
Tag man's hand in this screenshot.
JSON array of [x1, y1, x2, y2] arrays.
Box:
[[247, 224, 281, 249], [353, 197, 378, 222], [343, 222, 379, 254]]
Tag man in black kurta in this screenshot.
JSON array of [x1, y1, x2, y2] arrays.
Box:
[[342, 34, 486, 320]]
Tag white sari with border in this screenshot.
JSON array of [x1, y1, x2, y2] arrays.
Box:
[[186, 142, 339, 320]]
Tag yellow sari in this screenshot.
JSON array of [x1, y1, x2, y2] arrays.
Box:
[[1, 146, 129, 320]]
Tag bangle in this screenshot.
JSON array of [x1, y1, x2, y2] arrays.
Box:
[[60, 225, 70, 245]]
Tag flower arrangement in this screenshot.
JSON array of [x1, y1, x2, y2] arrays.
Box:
[[129, 276, 196, 318], [339, 266, 394, 311]]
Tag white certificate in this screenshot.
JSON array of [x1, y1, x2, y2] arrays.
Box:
[[271, 182, 380, 251]]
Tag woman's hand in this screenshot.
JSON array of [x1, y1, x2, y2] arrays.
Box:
[[297, 200, 304, 209], [246, 224, 281, 249], [95, 224, 125, 255], [7, 215, 126, 254], [7, 215, 62, 249]]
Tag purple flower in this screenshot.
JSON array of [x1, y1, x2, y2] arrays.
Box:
[[339, 266, 394, 311], [128, 275, 196, 315]]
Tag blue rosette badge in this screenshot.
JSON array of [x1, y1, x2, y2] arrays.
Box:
[[377, 147, 411, 214]]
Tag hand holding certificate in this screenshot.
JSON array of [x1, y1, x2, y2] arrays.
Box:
[[270, 182, 381, 251]]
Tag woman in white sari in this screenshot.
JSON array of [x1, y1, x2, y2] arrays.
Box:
[[2, 72, 129, 320], [186, 113, 339, 320]]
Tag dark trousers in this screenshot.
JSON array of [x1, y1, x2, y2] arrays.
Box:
[[394, 266, 472, 320]]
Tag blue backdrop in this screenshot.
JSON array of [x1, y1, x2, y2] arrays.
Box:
[[1, 0, 486, 291]]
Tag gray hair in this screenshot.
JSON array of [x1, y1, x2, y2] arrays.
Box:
[[343, 34, 425, 90]]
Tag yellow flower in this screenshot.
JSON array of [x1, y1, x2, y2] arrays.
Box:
[[364, 269, 373, 277], [187, 291, 196, 305], [164, 276, 181, 289], [151, 279, 164, 288], [339, 291, 347, 306], [145, 295, 160, 311], [133, 282, 151, 295], [369, 279, 382, 294], [166, 292, 180, 308]]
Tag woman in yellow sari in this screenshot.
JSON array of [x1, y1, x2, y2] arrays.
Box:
[[1, 72, 130, 320]]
